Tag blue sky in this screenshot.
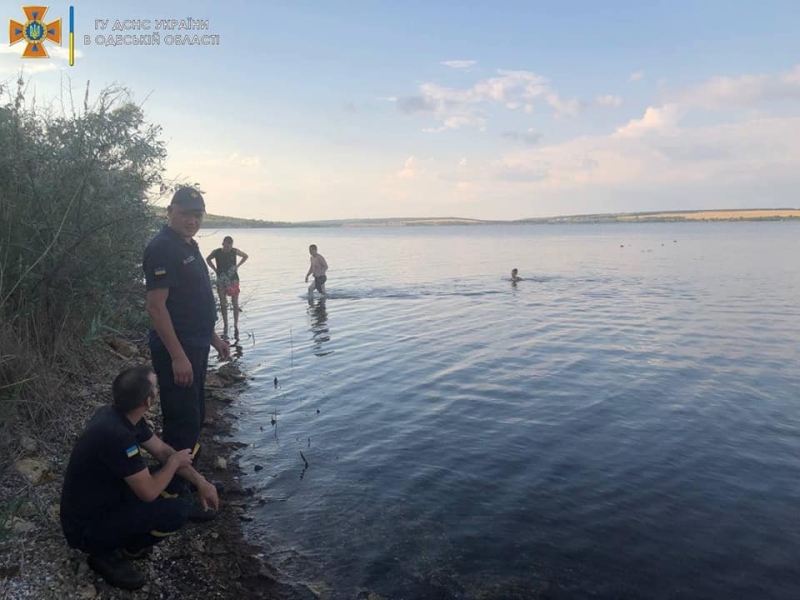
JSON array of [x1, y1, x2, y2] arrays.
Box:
[[3, 1, 800, 220]]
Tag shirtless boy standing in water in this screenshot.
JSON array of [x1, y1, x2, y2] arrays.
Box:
[[305, 244, 329, 296]]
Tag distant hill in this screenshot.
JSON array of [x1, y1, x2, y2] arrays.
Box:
[[514, 208, 800, 224], [201, 213, 296, 228], [153, 207, 800, 228], [153, 207, 296, 228], [298, 216, 498, 227], [296, 209, 800, 226]]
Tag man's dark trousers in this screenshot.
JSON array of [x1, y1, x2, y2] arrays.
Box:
[[77, 497, 187, 554], [150, 342, 209, 493]]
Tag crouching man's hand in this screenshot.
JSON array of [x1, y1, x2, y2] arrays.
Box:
[[197, 479, 219, 511]]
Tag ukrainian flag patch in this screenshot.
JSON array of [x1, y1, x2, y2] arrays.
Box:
[[154, 267, 166, 276], [126, 445, 139, 458]]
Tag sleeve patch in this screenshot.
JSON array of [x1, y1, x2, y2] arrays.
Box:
[[126, 445, 139, 458], [154, 267, 166, 276]]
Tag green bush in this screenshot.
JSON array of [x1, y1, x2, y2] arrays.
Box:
[[0, 77, 168, 443]]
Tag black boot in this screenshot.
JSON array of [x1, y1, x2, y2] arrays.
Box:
[[87, 550, 145, 590]]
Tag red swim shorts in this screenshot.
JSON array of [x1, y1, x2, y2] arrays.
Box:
[[225, 282, 240, 297]]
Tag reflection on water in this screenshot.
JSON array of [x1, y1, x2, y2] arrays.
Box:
[[307, 297, 332, 356]]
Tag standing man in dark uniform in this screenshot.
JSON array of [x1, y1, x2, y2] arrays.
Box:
[[142, 187, 230, 520]]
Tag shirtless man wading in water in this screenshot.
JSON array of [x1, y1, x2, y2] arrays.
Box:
[[305, 244, 328, 297]]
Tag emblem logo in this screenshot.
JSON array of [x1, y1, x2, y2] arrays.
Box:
[[9, 6, 62, 59]]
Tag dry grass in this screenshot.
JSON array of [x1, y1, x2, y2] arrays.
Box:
[[0, 323, 65, 470], [619, 209, 800, 221], [0, 318, 145, 478]]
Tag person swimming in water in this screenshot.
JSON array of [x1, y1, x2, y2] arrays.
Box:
[[510, 268, 522, 283]]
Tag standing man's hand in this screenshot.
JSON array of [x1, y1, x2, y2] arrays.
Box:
[[167, 448, 194, 470], [305, 275, 309, 283], [212, 334, 231, 361], [172, 355, 194, 387]]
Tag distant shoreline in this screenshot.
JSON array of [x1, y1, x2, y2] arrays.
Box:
[[183, 208, 800, 229]]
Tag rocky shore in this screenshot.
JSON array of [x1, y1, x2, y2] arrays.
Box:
[[0, 336, 317, 600]]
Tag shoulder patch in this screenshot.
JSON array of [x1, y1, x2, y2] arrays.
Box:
[[126, 445, 139, 458], [154, 267, 167, 276]]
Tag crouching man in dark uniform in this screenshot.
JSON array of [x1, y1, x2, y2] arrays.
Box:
[[60, 365, 219, 590], [143, 187, 230, 519]]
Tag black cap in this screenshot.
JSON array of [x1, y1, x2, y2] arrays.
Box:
[[170, 187, 205, 212]]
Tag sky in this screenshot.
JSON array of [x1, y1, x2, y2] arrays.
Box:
[[3, 1, 800, 221]]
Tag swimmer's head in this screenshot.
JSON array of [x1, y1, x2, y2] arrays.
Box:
[[511, 268, 518, 277]]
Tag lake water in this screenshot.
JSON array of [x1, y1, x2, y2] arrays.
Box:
[[197, 222, 800, 600]]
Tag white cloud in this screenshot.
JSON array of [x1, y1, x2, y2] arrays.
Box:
[[629, 71, 644, 82], [176, 64, 800, 220], [475, 70, 550, 103], [443, 114, 486, 129], [166, 150, 276, 217], [671, 64, 800, 109], [0, 44, 83, 60], [231, 153, 261, 168], [451, 114, 800, 203], [396, 156, 423, 179], [417, 65, 800, 214], [613, 64, 800, 140], [442, 60, 477, 69], [501, 128, 542, 145], [614, 104, 682, 138], [46, 46, 84, 60], [596, 94, 623, 107], [0, 42, 83, 75], [392, 66, 800, 209], [0, 61, 58, 75], [546, 93, 582, 117], [189, 152, 263, 170], [396, 69, 581, 130], [266, 95, 800, 219]]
